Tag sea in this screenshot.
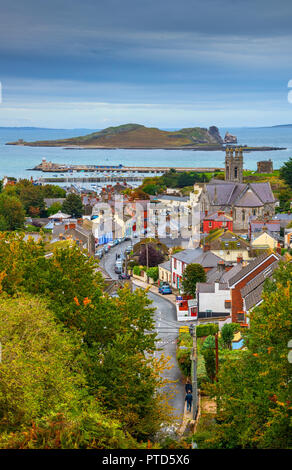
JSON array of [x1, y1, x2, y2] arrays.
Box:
[[0, 126, 291, 184]]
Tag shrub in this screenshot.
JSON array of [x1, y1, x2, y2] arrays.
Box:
[[133, 266, 141, 276], [196, 323, 219, 338], [146, 267, 158, 281]]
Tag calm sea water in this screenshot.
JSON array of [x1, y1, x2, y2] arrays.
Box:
[[0, 126, 291, 180]]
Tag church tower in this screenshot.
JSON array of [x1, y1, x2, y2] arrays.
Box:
[[225, 147, 243, 183]]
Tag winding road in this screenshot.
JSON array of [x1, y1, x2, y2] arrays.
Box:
[[99, 241, 185, 424]]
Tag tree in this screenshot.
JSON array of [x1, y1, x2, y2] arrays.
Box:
[[47, 202, 63, 216], [138, 244, 164, 267], [0, 293, 140, 449], [19, 184, 45, 216], [221, 323, 238, 350], [280, 157, 292, 188], [0, 193, 25, 230], [62, 193, 83, 218], [199, 261, 292, 448], [181, 263, 206, 297]]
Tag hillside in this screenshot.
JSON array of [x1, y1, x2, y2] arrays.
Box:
[[6, 123, 224, 148]]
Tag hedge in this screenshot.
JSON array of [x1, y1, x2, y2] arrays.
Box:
[[196, 323, 219, 338], [133, 266, 142, 276]]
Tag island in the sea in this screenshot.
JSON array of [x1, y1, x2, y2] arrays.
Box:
[[6, 123, 224, 149], [6, 123, 286, 151]]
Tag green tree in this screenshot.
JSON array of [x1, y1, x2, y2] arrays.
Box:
[[19, 184, 45, 216], [62, 193, 83, 218], [0, 193, 25, 230], [47, 202, 63, 216], [200, 261, 292, 448], [221, 323, 238, 350], [280, 157, 292, 188], [0, 293, 140, 449], [181, 263, 206, 297]]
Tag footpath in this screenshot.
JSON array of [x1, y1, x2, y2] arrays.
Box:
[[132, 278, 199, 437], [131, 278, 177, 306]]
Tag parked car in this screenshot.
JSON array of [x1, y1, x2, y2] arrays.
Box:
[[95, 249, 104, 259], [159, 282, 170, 293], [125, 245, 132, 254], [160, 285, 173, 295], [114, 265, 123, 274], [107, 241, 115, 248], [113, 239, 119, 246], [118, 272, 130, 280], [104, 244, 109, 253]]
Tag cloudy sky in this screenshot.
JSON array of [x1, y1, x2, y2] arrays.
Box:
[[0, 0, 292, 128]]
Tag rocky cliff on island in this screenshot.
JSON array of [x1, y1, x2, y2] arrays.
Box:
[[224, 131, 237, 144]]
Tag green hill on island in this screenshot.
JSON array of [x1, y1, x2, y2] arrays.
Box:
[[7, 123, 224, 148]]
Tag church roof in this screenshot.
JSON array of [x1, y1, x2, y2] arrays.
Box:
[[205, 182, 274, 208]]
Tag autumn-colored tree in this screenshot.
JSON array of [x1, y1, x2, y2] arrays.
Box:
[[198, 261, 292, 448], [0, 193, 25, 230], [0, 293, 140, 449]]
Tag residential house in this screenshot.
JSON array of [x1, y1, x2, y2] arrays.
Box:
[[202, 210, 233, 233], [197, 263, 243, 319], [251, 232, 278, 252], [158, 260, 172, 284], [227, 252, 281, 325], [171, 247, 225, 290], [249, 217, 280, 241], [203, 229, 251, 263]]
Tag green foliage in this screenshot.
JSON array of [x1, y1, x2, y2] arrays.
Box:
[[280, 157, 292, 188], [202, 261, 292, 448], [47, 202, 63, 216], [0, 193, 25, 230], [0, 233, 174, 446], [221, 323, 238, 349], [146, 266, 158, 281], [196, 323, 219, 338], [202, 348, 216, 383], [133, 265, 142, 276], [181, 263, 206, 297], [62, 193, 83, 218]]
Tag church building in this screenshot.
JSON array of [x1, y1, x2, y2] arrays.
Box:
[[199, 148, 276, 230]]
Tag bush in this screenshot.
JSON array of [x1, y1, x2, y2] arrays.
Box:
[[176, 347, 191, 377], [196, 323, 219, 338], [133, 266, 141, 276], [146, 267, 158, 281]]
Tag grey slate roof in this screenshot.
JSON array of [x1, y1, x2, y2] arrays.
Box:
[[44, 198, 66, 208], [155, 194, 189, 202], [159, 260, 171, 272], [240, 260, 279, 297], [205, 182, 275, 208], [228, 252, 280, 286], [173, 247, 224, 267], [197, 282, 229, 293]]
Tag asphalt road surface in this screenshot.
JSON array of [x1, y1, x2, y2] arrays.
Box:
[[100, 241, 185, 425]]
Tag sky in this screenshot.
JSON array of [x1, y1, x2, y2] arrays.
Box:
[[0, 0, 292, 128]]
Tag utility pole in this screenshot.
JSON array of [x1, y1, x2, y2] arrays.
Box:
[[189, 323, 198, 420], [215, 332, 219, 381]]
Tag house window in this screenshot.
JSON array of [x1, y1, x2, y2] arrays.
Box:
[[234, 167, 238, 179], [174, 258, 177, 269], [242, 210, 245, 222], [225, 300, 231, 308], [209, 221, 212, 228]]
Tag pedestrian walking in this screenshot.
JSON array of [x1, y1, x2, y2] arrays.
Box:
[[185, 392, 193, 412], [185, 379, 192, 394]]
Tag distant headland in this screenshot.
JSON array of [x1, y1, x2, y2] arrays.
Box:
[[5, 123, 286, 151]]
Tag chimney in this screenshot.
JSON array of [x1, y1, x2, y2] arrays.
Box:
[[203, 243, 210, 252], [217, 260, 225, 271], [237, 256, 243, 264], [230, 209, 233, 217], [205, 210, 208, 217]]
